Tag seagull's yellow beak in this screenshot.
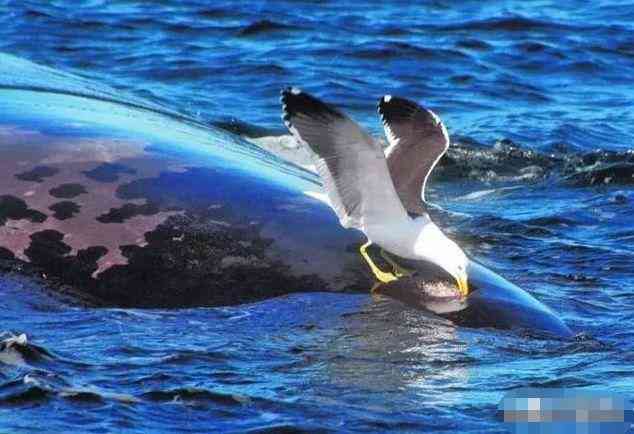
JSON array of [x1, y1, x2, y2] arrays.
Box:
[[457, 274, 469, 298]]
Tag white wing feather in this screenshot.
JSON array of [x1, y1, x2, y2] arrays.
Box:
[[281, 88, 409, 232]]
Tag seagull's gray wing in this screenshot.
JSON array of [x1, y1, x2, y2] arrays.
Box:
[[378, 96, 449, 215], [281, 87, 409, 231]]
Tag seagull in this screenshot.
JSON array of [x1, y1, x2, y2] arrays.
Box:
[[280, 88, 469, 297]]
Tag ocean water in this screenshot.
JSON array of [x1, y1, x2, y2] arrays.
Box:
[[1, 1, 634, 432]]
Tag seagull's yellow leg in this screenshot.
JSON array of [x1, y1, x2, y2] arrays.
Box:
[[379, 249, 414, 278], [360, 241, 398, 286]]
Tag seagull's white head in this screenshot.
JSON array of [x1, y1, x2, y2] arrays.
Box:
[[434, 238, 469, 297], [415, 223, 470, 297]]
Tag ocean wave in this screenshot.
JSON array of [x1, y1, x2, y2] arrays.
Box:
[[0, 333, 53, 366], [142, 388, 251, 406], [349, 41, 469, 62], [0, 380, 52, 405], [238, 20, 301, 37], [438, 15, 575, 32]]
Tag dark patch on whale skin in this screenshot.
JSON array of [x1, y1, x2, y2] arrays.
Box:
[[24, 229, 107, 288], [0, 165, 353, 308], [83, 163, 136, 183], [15, 166, 60, 183], [92, 213, 326, 308], [0, 195, 47, 225], [26, 230, 72, 259], [96, 202, 160, 223], [74, 246, 109, 276], [49, 201, 81, 220], [1, 208, 330, 308], [49, 183, 87, 199], [0, 247, 15, 260]]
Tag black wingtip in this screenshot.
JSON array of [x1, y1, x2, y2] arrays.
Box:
[[377, 95, 428, 125], [280, 87, 344, 127]]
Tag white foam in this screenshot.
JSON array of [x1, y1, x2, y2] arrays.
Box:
[[0, 334, 28, 366]]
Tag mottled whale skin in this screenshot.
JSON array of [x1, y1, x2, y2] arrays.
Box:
[[0, 55, 573, 338], [0, 88, 371, 307]]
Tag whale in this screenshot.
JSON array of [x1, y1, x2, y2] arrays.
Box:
[[0, 54, 573, 338]]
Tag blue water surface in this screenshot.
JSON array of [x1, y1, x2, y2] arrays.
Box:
[[0, 1, 633, 432]]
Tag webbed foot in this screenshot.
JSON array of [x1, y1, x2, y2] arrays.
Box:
[[379, 249, 414, 278], [360, 241, 397, 284]]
